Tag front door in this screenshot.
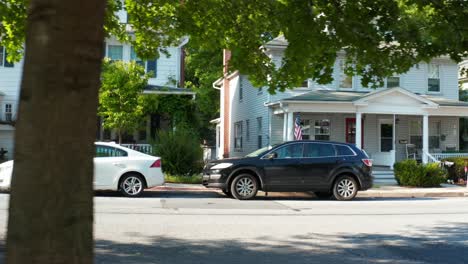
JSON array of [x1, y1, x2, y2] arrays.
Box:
[[372, 119, 395, 166], [262, 143, 304, 191], [345, 118, 364, 147]]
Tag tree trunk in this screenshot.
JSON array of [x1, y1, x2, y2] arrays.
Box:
[[6, 0, 106, 263], [118, 129, 122, 144]]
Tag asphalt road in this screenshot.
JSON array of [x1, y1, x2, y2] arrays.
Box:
[[0, 190, 468, 264]]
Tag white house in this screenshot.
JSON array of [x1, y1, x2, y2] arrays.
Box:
[[214, 36, 468, 168], [0, 11, 193, 158]]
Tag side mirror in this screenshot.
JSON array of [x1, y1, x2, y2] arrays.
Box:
[[264, 152, 277, 159]]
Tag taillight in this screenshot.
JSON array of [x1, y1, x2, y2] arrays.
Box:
[[150, 159, 161, 168], [362, 159, 372, 167]]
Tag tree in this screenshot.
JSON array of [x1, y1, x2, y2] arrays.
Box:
[[1, 0, 467, 262], [99, 60, 149, 143], [5, 0, 106, 263], [184, 43, 223, 143]]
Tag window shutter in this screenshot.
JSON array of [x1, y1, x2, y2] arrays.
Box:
[[4, 49, 14, 67], [146, 59, 157, 77]]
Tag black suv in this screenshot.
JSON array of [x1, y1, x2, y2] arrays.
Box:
[[203, 140, 373, 200]]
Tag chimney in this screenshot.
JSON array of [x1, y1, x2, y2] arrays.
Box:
[[222, 49, 231, 158]]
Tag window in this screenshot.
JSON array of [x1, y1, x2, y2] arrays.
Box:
[[274, 143, 303, 159], [301, 80, 308, 88], [339, 60, 353, 89], [314, 119, 330, 140], [107, 45, 123, 61], [258, 87, 263, 95], [300, 119, 311, 140], [410, 120, 422, 148], [146, 59, 157, 77], [380, 123, 393, 152], [336, 145, 356, 156], [304, 143, 335, 158], [429, 121, 441, 149], [246, 119, 250, 142], [387, 76, 400, 88], [257, 117, 263, 148], [4, 104, 12, 122], [239, 82, 243, 101], [130, 46, 145, 68], [428, 64, 440, 92], [95, 145, 127, 157], [234, 121, 243, 150], [0, 46, 14, 67]]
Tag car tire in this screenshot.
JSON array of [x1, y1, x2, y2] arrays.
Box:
[[314, 192, 332, 199], [332, 175, 358, 201], [230, 174, 258, 200], [222, 189, 233, 197], [120, 174, 145, 197]]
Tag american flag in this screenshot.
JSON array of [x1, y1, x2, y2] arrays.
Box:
[[294, 115, 302, 140]]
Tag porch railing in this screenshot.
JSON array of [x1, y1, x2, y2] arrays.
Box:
[[430, 152, 468, 161], [120, 144, 153, 155]]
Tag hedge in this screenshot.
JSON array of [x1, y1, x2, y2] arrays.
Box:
[[394, 160, 446, 187]]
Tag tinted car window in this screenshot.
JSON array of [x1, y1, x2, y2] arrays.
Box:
[[274, 143, 304, 159], [304, 143, 335, 158], [335, 145, 356, 156], [95, 145, 127, 157]]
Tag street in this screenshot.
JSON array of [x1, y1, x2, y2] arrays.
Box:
[[0, 190, 468, 263]]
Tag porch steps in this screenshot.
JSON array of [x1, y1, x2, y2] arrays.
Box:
[[372, 170, 398, 186]]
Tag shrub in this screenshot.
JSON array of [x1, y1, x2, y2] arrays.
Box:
[[152, 128, 203, 176], [441, 157, 468, 182], [394, 160, 446, 187]]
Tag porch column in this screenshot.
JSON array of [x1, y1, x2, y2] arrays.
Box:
[[287, 112, 294, 141], [283, 112, 288, 142], [355, 112, 362, 149], [422, 114, 429, 164]]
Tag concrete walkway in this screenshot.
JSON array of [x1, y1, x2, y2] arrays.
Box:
[[149, 183, 468, 198]]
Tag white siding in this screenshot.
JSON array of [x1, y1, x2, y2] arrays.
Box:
[[229, 75, 269, 157], [105, 38, 182, 87]]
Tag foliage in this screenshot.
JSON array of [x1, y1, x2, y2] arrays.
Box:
[[152, 127, 203, 176], [2, 0, 467, 93], [441, 157, 468, 182], [165, 174, 202, 184], [394, 160, 446, 187], [184, 43, 222, 143], [99, 59, 150, 143]]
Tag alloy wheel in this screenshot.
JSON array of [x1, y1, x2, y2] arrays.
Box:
[[337, 179, 356, 198], [122, 176, 143, 196], [235, 177, 255, 197]]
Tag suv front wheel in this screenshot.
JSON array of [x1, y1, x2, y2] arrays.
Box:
[[333, 175, 358, 201], [230, 174, 258, 200]]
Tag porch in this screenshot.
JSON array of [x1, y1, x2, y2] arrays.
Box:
[[268, 88, 468, 167]]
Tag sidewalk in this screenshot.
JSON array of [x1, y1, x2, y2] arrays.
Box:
[[150, 183, 468, 198]]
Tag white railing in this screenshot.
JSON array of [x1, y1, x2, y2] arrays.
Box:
[[424, 151, 440, 163], [430, 153, 468, 161], [120, 144, 153, 154]]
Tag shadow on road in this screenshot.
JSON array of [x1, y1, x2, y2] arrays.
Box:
[[94, 223, 468, 264]]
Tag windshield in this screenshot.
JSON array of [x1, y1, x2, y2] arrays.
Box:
[[245, 146, 273, 157]]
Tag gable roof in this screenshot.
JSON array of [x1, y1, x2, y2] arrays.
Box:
[[353, 87, 438, 107]]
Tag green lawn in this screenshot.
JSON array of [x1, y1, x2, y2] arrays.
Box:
[[165, 174, 203, 184]]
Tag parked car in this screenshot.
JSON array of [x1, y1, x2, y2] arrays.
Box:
[[0, 142, 164, 197], [203, 140, 373, 200]]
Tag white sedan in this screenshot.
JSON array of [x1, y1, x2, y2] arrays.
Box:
[[0, 142, 164, 197]]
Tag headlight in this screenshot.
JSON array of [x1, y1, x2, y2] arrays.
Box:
[[211, 163, 233, 170]]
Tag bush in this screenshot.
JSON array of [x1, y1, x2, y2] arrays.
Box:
[[441, 157, 468, 182], [152, 128, 203, 176], [165, 174, 202, 184], [394, 160, 446, 187]]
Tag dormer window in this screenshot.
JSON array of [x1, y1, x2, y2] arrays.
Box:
[[428, 64, 440, 92], [387, 76, 400, 88], [339, 60, 352, 89]]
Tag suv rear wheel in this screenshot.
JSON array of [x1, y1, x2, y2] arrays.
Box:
[[333, 175, 358, 201], [230, 174, 258, 200]]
